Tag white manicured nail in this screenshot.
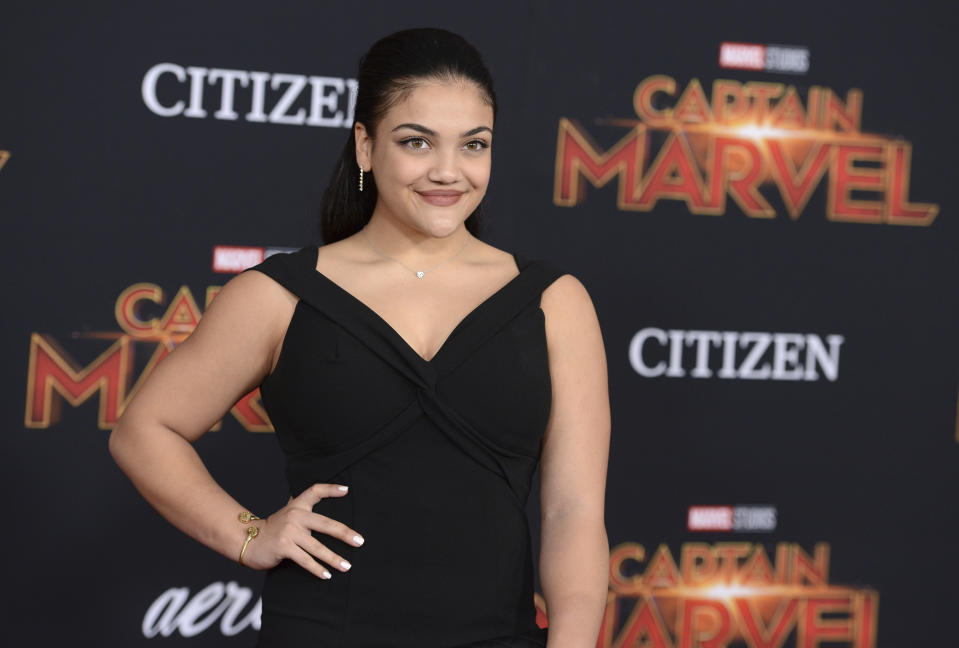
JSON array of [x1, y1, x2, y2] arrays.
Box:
[[341, 560, 351, 570], [353, 535, 364, 545], [337, 486, 348, 491], [322, 570, 331, 579]]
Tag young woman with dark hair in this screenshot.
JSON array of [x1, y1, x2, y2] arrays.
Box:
[[110, 28, 610, 648]]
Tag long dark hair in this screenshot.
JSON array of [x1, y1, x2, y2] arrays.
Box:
[[319, 28, 498, 244]]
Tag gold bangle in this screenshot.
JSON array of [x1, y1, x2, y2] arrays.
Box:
[[238, 511, 261, 524], [238, 525, 259, 566]]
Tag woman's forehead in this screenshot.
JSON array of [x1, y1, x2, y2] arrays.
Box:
[[381, 81, 494, 134]]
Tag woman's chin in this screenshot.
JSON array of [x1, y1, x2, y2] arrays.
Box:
[[419, 214, 470, 238]]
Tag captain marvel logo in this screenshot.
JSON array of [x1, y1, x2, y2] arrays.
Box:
[[24, 282, 272, 431], [553, 76, 938, 225], [535, 541, 878, 647]]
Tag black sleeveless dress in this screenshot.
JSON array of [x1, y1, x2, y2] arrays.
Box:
[[243, 245, 566, 648]]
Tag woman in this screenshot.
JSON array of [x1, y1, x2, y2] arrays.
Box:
[[110, 28, 610, 648]]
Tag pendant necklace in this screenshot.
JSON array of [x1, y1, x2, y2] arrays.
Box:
[[361, 226, 470, 278]]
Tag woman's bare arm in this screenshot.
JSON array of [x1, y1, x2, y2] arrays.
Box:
[[108, 269, 363, 577], [538, 274, 611, 648]]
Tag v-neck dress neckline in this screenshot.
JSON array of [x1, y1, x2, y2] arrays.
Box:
[[306, 245, 530, 367]]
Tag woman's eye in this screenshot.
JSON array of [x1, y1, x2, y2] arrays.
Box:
[[402, 137, 429, 150], [464, 140, 488, 151]]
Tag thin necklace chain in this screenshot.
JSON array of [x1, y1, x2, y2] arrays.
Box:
[[360, 226, 470, 278]]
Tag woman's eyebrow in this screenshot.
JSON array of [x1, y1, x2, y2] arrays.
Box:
[[392, 123, 436, 135], [462, 126, 493, 137], [391, 123, 493, 137]]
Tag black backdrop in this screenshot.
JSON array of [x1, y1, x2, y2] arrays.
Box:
[[3, 2, 957, 646]]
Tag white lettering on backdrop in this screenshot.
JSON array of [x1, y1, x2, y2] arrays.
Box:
[[141, 62, 358, 127], [628, 328, 844, 380], [142, 581, 261, 638]]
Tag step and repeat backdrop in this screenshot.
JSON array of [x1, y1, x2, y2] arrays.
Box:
[[3, 2, 957, 646]]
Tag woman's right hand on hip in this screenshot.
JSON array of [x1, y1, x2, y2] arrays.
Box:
[[240, 483, 364, 579]]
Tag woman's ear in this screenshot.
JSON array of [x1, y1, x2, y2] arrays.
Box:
[[354, 122, 372, 172]]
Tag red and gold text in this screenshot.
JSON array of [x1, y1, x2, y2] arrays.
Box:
[[24, 283, 272, 431], [554, 76, 937, 225]]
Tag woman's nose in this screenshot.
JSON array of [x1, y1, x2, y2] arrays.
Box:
[[427, 149, 459, 183]]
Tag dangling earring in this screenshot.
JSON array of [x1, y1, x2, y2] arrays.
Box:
[[358, 164, 364, 192]]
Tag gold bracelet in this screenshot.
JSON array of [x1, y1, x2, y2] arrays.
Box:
[[238, 525, 259, 565], [238, 511, 261, 524], [237, 510, 262, 566]]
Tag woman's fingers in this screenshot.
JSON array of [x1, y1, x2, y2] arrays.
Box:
[[299, 533, 353, 573], [289, 483, 364, 546], [293, 482, 350, 508], [304, 511, 365, 547], [287, 544, 333, 580]]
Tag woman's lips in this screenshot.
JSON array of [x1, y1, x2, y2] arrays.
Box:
[[417, 190, 464, 206]]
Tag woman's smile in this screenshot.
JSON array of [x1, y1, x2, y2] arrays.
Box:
[[416, 189, 465, 206]]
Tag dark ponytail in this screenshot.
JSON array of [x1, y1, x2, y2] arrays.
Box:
[[319, 28, 498, 244]]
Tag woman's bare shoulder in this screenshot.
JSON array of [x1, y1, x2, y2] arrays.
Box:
[[538, 267, 604, 369], [541, 272, 594, 321], [179, 267, 300, 379], [222, 265, 300, 318], [477, 242, 593, 316]]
